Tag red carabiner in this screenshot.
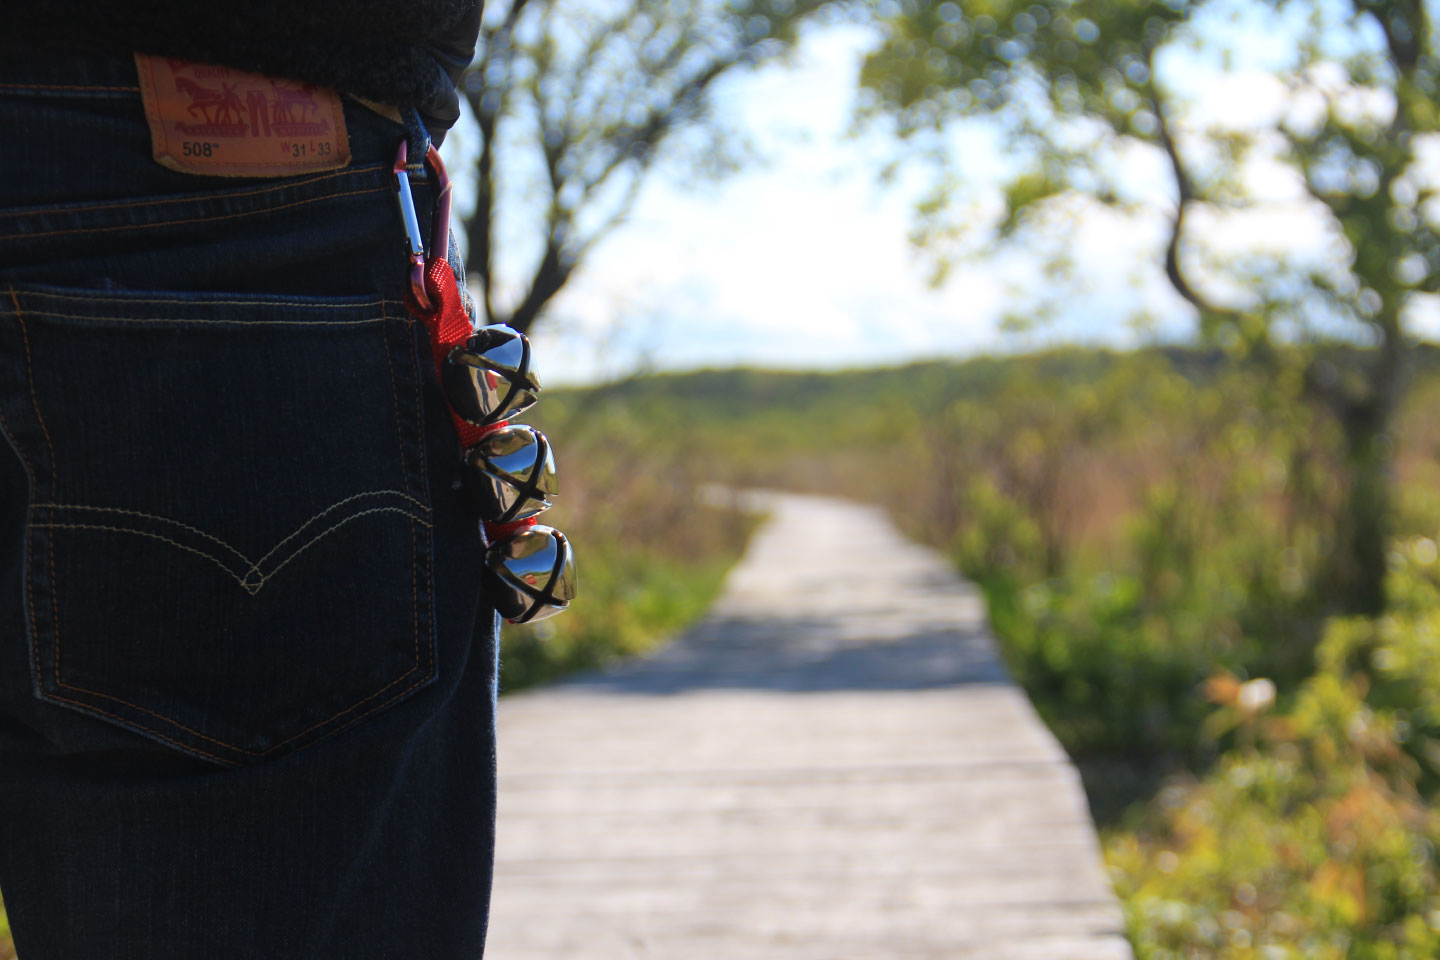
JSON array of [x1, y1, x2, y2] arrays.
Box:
[[392, 138, 454, 313], [424, 142, 452, 267]]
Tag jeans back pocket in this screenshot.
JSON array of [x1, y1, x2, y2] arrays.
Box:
[[0, 283, 436, 766]]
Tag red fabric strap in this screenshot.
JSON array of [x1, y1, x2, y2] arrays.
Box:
[[411, 258, 538, 539]]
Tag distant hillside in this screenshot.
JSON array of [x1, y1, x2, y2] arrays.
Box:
[[548, 351, 1072, 431], [550, 342, 1440, 421], [556, 350, 1127, 420]]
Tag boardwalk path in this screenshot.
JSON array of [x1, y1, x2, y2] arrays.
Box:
[[487, 494, 1132, 959]]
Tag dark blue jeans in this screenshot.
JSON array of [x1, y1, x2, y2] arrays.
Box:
[[0, 53, 499, 958]]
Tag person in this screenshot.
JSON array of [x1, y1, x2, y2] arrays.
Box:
[[0, 4, 517, 957]]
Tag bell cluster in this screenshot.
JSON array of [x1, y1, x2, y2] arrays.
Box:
[[444, 325, 576, 624]]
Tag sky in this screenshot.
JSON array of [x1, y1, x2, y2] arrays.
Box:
[[439, 10, 1436, 385]]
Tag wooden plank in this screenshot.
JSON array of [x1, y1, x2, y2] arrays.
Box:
[[487, 494, 1132, 959]]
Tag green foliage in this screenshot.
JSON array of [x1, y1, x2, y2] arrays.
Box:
[[1108, 546, 1440, 958], [531, 352, 1440, 960], [861, 0, 1440, 615], [510, 349, 1211, 698], [981, 569, 1212, 757], [848, 341, 1440, 955], [893, 350, 1344, 763], [545, 348, 1386, 768], [954, 478, 1046, 579], [860, 0, 1440, 308], [500, 548, 742, 691], [891, 346, 1440, 954], [496, 383, 759, 692]]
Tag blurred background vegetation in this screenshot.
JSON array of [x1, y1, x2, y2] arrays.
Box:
[[4, 0, 1438, 953], [496, 390, 760, 690], [524, 344, 1440, 957]]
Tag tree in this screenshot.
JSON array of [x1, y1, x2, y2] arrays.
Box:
[[461, 0, 840, 334], [860, 0, 1440, 614]]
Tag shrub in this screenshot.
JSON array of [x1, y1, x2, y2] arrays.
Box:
[[496, 389, 757, 692], [1109, 545, 1440, 958]]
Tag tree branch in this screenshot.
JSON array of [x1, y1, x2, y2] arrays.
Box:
[[461, 0, 839, 333], [508, 238, 575, 333], [463, 95, 498, 323], [1151, 88, 1245, 329], [463, 0, 541, 323]]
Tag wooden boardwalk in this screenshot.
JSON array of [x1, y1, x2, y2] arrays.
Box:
[[486, 494, 1132, 959]]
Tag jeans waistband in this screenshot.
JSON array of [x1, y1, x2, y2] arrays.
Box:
[[0, 50, 439, 298], [0, 48, 427, 167]]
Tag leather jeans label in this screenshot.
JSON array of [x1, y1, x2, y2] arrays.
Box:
[[134, 54, 351, 177]]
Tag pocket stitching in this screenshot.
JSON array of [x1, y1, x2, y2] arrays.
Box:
[[36, 496, 431, 593], [254, 314, 436, 757], [43, 521, 245, 582], [39, 690, 234, 764], [0, 373, 44, 706], [7, 288, 60, 720], [36, 502, 251, 564], [251, 488, 429, 569], [383, 304, 423, 695], [0, 82, 141, 93], [257, 505, 432, 590], [18, 307, 387, 327], [35, 495, 433, 757], [0, 166, 372, 221], [0, 184, 388, 243], [50, 650, 436, 762], [9, 293, 437, 763], [24, 290, 393, 310]]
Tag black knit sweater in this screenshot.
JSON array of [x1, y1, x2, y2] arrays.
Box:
[[6, 1, 481, 136]]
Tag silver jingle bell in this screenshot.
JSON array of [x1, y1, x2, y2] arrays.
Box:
[[485, 525, 576, 623], [463, 424, 557, 524], [444, 324, 541, 427]]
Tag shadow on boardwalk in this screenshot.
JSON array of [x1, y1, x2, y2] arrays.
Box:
[[568, 612, 1008, 694], [488, 494, 1133, 960], [571, 494, 1007, 694]]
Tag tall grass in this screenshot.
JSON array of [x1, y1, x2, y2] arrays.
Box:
[[1107, 545, 1440, 958], [497, 388, 758, 691], [559, 347, 1440, 954], [859, 349, 1440, 955]]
